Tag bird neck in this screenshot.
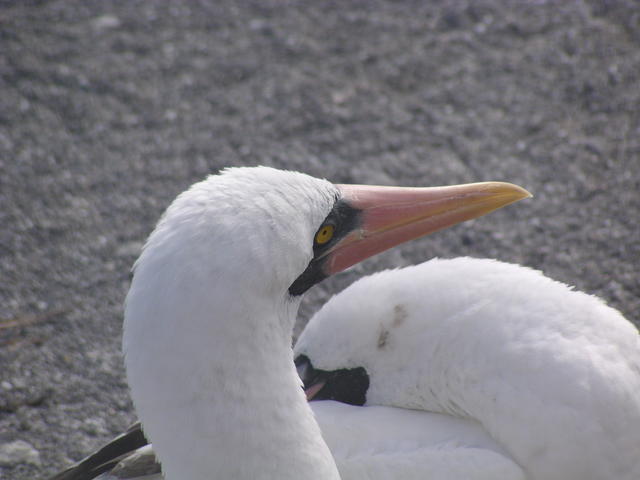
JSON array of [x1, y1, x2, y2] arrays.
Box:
[[123, 275, 341, 480]]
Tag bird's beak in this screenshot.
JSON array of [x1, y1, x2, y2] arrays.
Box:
[[295, 354, 369, 404], [304, 380, 327, 401], [324, 182, 531, 275]]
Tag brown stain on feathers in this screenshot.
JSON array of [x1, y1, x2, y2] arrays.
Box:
[[392, 304, 408, 327], [377, 304, 409, 349]]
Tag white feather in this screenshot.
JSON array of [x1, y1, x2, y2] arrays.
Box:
[[312, 400, 525, 480]]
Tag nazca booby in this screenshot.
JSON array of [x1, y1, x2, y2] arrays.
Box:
[[49, 166, 531, 480], [295, 257, 640, 480]]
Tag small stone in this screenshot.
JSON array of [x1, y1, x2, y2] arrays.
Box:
[[82, 417, 108, 436], [117, 241, 143, 258], [0, 440, 41, 467], [92, 14, 121, 30], [248, 19, 267, 31]]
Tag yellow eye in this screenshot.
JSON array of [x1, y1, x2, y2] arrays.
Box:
[[315, 224, 335, 245]]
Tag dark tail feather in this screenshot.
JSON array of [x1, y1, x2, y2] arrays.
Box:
[[47, 422, 148, 480]]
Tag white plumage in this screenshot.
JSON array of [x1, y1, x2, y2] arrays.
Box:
[[295, 257, 640, 480], [311, 400, 525, 480], [120, 167, 532, 480], [123, 168, 342, 480], [52, 166, 639, 480]]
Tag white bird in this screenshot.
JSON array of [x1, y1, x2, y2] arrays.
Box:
[[295, 258, 640, 480], [48, 166, 530, 480]]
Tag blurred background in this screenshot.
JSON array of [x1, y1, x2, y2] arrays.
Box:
[[1, 1, 638, 478]]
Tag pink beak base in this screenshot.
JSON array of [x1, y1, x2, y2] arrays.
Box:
[[304, 380, 327, 401], [324, 182, 531, 275]]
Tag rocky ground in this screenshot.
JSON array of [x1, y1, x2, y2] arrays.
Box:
[[1, 1, 638, 478]]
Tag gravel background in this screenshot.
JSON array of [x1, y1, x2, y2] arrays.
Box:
[[1, 1, 639, 479]]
